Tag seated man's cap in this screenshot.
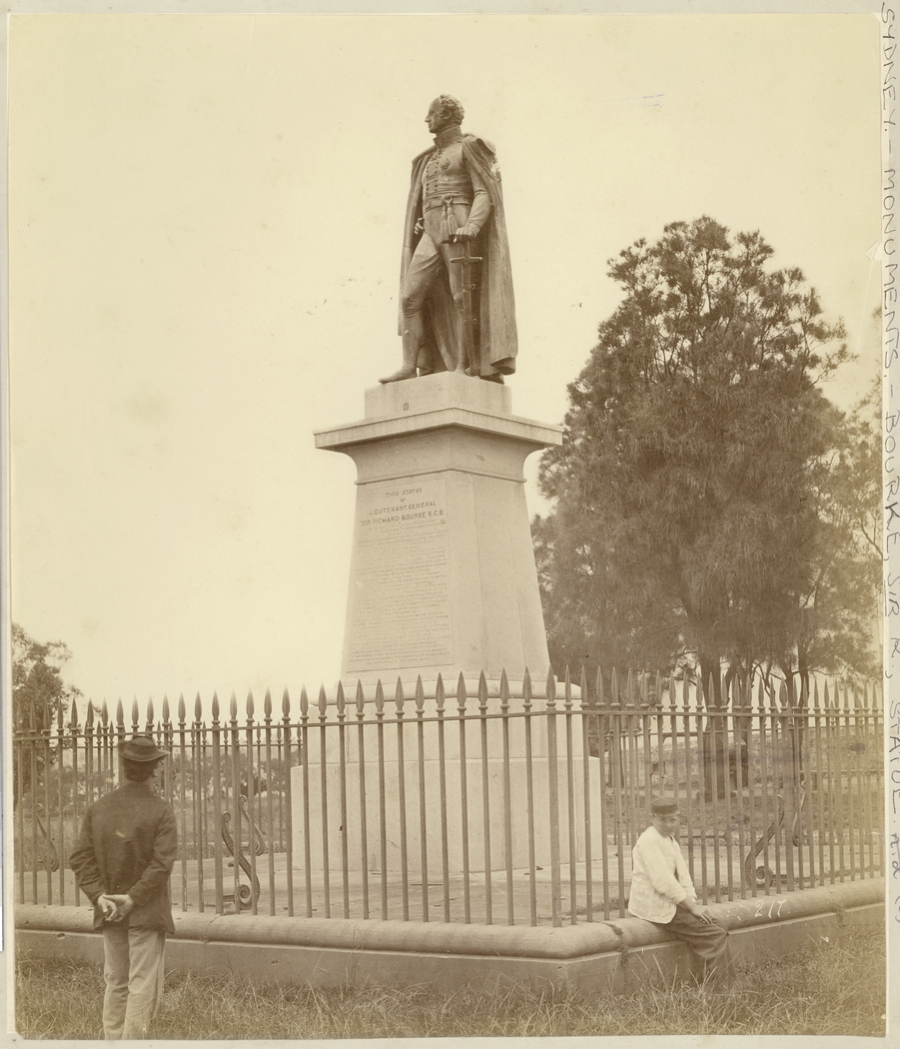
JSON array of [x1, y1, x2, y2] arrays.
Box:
[[119, 735, 169, 763], [651, 795, 678, 815]]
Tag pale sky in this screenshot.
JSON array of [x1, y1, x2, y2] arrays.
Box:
[[7, 11, 881, 708]]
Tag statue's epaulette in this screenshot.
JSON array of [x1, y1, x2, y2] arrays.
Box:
[[463, 134, 501, 183], [463, 133, 496, 155]]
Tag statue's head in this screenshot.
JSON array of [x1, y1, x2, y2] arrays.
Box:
[[426, 95, 465, 134]]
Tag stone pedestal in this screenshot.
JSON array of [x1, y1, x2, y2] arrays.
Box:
[[316, 372, 561, 689], [291, 374, 602, 875], [290, 697, 600, 876]]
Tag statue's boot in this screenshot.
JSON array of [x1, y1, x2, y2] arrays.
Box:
[[379, 331, 418, 384], [379, 365, 416, 384]]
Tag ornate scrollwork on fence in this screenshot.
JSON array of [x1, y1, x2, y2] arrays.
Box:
[[238, 794, 266, 855], [220, 810, 260, 911], [743, 790, 807, 890], [35, 806, 59, 873]]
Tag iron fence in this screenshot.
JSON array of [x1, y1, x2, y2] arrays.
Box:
[[13, 668, 884, 927]]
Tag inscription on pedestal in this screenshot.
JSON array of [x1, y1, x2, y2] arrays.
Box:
[[344, 477, 452, 672]]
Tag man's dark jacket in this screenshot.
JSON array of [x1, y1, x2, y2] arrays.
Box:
[[70, 779, 177, 933]]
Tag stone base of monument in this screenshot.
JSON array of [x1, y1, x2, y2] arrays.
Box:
[[289, 703, 602, 875], [305, 372, 571, 875], [315, 372, 562, 690]]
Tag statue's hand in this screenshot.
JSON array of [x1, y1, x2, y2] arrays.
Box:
[[452, 224, 478, 242], [414, 218, 424, 236]]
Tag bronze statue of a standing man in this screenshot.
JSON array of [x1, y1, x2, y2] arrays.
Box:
[[380, 96, 517, 384]]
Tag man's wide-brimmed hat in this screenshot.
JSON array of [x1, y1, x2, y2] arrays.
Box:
[[651, 796, 678, 815], [119, 735, 169, 763]]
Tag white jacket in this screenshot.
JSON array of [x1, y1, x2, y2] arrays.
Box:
[[627, 825, 697, 923]]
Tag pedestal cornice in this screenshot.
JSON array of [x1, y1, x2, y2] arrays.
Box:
[[314, 405, 562, 453], [313, 372, 562, 454]]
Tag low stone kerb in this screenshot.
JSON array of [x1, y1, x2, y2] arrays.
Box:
[[16, 878, 883, 960]]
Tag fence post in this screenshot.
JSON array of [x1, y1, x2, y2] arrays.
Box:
[[456, 673, 471, 924], [299, 687, 313, 917], [210, 692, 224, 913], [564, 668, 577, 924], [316, 686, 331, 918], [335, 683, 350, 919], [595, 667, 611, 919], [192, 694, 206, 913], [394, 679, 409, 921], [58, 697, 70, 905], [435, 674, 451, 923], [353, 680, 368, 919], [415, 676, 430, 922], [500, 669, 514, 926], [477, 671, 492, 925], [580, 665, 594, 922], [523, 669, 538, 926], [546, 668, 562, 928], [375, 681, 388, 920], [263, 689, 277, 916], [175, 695, 187, 913], [610, 669, 626, 908], [245, 690, 259, 916], [282, 687, 294, 917]]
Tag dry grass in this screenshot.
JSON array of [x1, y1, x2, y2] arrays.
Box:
[[15, 925, 884, 1039]]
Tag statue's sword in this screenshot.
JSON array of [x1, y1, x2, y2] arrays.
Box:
[[451, 240, 482, 376]]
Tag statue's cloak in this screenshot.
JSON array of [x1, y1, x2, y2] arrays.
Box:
[[399, 134, 517, 377]]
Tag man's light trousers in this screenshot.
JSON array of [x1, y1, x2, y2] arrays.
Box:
[[101, 925, 166, 1039]]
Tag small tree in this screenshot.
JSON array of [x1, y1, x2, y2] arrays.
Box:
[[12, 623, 82, 809]]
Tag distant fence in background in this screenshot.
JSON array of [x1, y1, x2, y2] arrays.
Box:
[[13, 669, 884, 928]]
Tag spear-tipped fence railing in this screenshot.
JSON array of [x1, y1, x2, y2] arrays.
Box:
[[12, 669, 884, 927]]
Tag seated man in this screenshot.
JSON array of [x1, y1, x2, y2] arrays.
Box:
[[628, 796, 733, 984]]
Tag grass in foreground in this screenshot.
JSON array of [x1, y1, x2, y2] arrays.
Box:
[[15, 925, 885, 1039]]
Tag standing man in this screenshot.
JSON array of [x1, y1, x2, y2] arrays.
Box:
[[628, 796, 733, 984], [380, 95, 517, 384], [70, 735, 177, 1039]]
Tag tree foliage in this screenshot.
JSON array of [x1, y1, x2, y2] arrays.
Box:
[[800, 378, 882, 681], [537, 217, 878, 705], [12, 622, 82, 807]]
